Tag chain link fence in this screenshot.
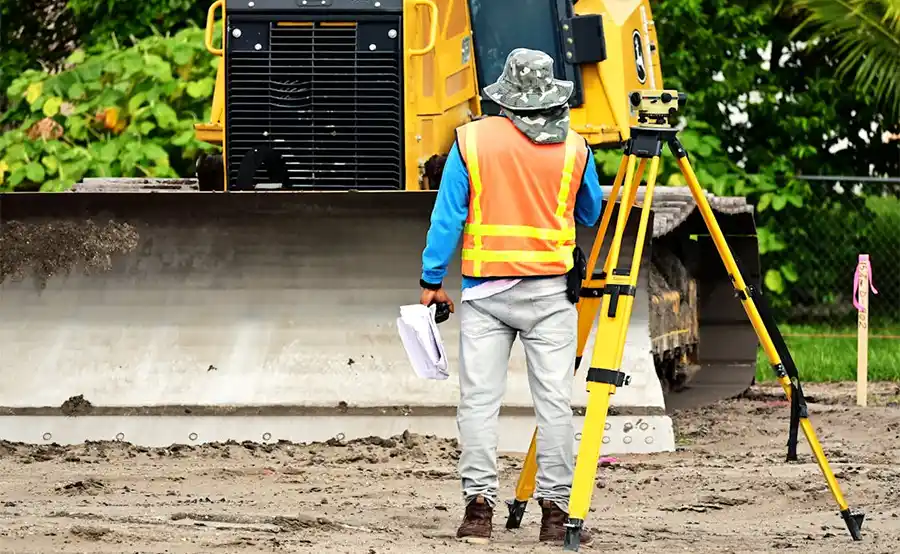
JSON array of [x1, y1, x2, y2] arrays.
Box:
[[753, 178, 900, 382]]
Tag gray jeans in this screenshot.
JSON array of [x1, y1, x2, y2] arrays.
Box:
[[456, 276, 577, 511]]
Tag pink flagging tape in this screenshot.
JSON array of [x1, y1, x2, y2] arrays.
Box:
[[853, 254, 878, 312]]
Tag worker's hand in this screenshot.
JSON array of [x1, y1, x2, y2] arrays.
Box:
[[420, 287, 455, 313]]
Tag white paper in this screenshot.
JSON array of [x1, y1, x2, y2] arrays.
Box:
[[396, 304, 449, 380]]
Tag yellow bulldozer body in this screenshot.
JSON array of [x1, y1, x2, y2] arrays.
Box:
[[0, 0, 760, 452], [195, 0, 665, 190]]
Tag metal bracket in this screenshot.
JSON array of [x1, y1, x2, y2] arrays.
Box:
[[560, 14, 606, 64]]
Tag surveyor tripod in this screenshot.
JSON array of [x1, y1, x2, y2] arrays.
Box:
[[503, 90, 865, 551]]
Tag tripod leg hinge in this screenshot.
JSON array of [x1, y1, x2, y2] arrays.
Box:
[[667, 137, 688, 159], [563, 518, 584, 552], [587, 367, 630, 387], [840, 508, 865, 540], [505, 499, 528, 529]]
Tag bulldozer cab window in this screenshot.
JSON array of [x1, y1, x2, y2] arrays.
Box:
[[467, 0, 582, 113]]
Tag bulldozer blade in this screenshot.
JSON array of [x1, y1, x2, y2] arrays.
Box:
[[0, 182, 757, 452], [641, 188, 762, 411]]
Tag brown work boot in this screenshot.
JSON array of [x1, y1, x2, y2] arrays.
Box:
[[456, 496, 493, 544], [538, 499, 594, 546]]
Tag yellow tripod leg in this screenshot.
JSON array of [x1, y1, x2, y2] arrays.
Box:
[[670, 138, 864, 541], [581, 157, 647, 287], [505, 152, 647, 529], [575, 158, 645, 366], [563, 155, 662, 551]]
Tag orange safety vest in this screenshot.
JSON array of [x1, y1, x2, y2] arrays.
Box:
[[455, 116, 589, 278]]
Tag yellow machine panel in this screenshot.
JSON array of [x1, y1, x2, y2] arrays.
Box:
[[570, 0, 664, 145], [194, 0, 664, 191], [402, 0, 481, 190]]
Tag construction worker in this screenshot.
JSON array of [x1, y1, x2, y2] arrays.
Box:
[[418, 48, 603, 545]]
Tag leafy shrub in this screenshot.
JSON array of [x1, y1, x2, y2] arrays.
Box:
[[595, 0, 900, 319], [0, 26, 220, 191], [68, 0, 209, 51], [591, 116, 888, 318], [0, 0, 79, 114], [0, 0, 208, 114]]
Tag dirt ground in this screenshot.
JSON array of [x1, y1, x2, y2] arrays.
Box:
[[2, 381, 899, 554]]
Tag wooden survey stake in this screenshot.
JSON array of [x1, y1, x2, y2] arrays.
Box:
[[854, 254, 877, 407]]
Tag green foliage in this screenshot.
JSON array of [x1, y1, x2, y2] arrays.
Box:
[[649, 0, 898, 316], [789, 0, 900, 120], [0, 0, 79, 113], [593, 1, 900, 316], [0, 27, 218, 192], [68, 0, 208, 50], [0, 0, 208, 115]]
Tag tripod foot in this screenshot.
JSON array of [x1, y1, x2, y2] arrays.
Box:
[[563, 518, 583, 552], [840, 508, 865, 540], [505, 499, 527, 529]]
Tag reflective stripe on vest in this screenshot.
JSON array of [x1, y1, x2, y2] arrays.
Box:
[[457, 117, 588, 278]]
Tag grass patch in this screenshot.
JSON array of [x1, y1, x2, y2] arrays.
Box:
[[755, 323, 900, 382]]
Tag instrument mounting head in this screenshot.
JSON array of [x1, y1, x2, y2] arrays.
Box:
[[628, 90, 687, 129]]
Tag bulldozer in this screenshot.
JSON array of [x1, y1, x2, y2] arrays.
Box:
[[0, 0, 761, 452]]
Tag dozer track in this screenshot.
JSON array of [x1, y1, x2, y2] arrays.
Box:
[[0, 179, 759, 450]]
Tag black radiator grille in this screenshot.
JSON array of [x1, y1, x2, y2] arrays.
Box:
[[226, 20, 404, 190]]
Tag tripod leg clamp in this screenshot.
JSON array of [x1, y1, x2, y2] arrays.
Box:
[[587, 367, 631, 387], [603, 283, 636, 318]]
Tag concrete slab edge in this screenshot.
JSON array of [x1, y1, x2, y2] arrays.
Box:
[[0, 414, 675, 456]]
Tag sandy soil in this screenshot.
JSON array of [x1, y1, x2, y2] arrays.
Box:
[[2, 381, 899, 554]]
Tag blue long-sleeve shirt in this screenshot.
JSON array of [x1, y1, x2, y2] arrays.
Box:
[[421, 139, 605, 290]]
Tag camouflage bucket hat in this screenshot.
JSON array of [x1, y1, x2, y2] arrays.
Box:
[[483, 48, 574, 111]]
